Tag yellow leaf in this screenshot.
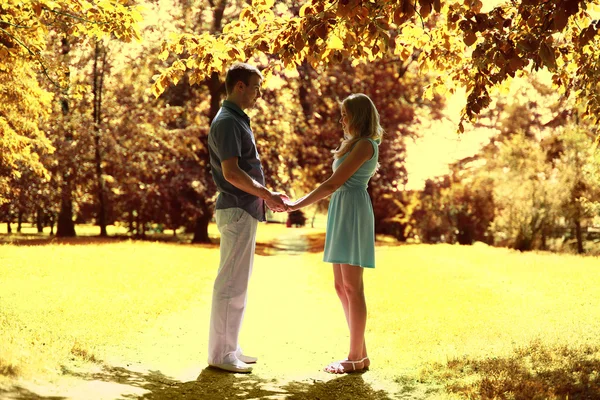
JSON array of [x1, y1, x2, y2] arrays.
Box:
[[211, 57, 223, 71], [185, 58, 197, 69], [240, 8, 251, 20], [423, 85, 435, 100], [152, 82, 163, 98], [173, 60, 186, 71], [81, 1, 93, 11], [189, 73, 198, 86], [158, 50, 169, 61], [43, 1, 59, 11], [160, 75, 170, 90], [212, 41, 229, 53], [299, 3, 312, 17], [327, 34, 344, 50]]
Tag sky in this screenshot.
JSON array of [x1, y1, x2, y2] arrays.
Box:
[[404, 89, 497, 190]]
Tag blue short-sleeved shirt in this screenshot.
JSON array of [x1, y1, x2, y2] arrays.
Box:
[[208, 100, 266, 222]]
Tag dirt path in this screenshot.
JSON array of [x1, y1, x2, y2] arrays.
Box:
[[271, 230, 310, 255], [0, 233, 432, 400]]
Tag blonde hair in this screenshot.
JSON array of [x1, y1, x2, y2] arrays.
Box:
[[334, 93, 384, 159]]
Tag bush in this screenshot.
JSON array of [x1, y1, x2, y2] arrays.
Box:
[[287, 210, 306, 227]]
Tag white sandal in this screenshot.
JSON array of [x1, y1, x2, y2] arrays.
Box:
[[324, 357, 368, 374]]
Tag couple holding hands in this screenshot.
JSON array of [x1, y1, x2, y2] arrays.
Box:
[[207, 63, 381, 374]]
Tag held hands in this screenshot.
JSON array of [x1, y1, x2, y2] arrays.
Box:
[[283, 198, 301, 211], [265, 192, 289, 212], [265, 191, 305, 213], [265, 192, 306, 212]]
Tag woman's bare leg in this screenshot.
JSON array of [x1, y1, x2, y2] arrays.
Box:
[[341, 264, 367, 363], [325, 264, 369, 373], [333, 264, 350, 324], [333, 264, 368, 363]]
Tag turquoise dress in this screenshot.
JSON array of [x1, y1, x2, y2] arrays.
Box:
[[323, 138, 379, 268]]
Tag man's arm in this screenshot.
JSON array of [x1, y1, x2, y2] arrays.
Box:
[[221, 157, 287, 212]]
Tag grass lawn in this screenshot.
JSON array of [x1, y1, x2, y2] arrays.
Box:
[[1, 223, 600, 399]]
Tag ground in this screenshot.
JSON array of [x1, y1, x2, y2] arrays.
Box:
[[1, 224, 600, 399]]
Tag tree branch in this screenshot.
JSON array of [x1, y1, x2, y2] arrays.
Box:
[[0, 20, 30, 29], [413, 0, 432, 41], [0, 26, 63, 90], [42, 6, 109, 25]]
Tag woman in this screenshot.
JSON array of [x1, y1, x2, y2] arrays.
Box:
[[286, 93, 382, 374]]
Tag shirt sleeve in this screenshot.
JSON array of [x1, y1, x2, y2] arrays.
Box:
[[212, 118, 242, 161]]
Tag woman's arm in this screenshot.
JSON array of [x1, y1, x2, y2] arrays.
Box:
[[289, 140, 374, 210]]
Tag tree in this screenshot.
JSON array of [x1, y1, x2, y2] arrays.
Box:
[[153, 0, 600, 135], [91, 40, 109, 236], [554, 125, 599, 253], [0, 59, 53, 204], [402, 177, 453, 243], [444, 159, 495, 245], [0, 0, 141, 205]]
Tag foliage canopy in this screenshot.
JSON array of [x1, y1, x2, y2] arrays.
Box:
[[155, 0, 600, 132]]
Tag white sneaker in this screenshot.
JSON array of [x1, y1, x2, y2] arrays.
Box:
[[237, 354, 258, 364], [209, 359, 253, 373]]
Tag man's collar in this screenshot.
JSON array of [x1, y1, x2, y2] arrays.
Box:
[[222, 100, 249, 121]]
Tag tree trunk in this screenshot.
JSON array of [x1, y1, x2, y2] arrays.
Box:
[[17, 209, 22, 233], [191, 71, 222, 243], [191, 213, 211, 243], [129, 211, 135, 235], [36, 207, 44, 233], [57, 36, 76, 238], [184, 2, 228, 244], [93, 40, 108, 237], [574, 218, 584, 254], [6, 221, 11, 234], [541, 227, 547, 251], [57, 187, 76, 237]]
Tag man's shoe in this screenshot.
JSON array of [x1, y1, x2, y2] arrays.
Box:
[[209, 359, 253, 373], [237, 354, 258, 364]]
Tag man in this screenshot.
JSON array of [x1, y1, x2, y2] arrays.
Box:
[[207, 63, 287, 373]]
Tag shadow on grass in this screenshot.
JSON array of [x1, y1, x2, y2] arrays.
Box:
[[1, 365, 395, 400], [421, 341, 600, 400], [0, 386, 66, 400]]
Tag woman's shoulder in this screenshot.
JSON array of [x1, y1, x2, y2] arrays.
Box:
[[349, 139, 377, 161], [352, 139, 374, 150], [360, 138, 380, 155]]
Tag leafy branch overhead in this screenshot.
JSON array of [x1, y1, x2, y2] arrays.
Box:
[[0, 0, 142, 86], [154, 0, 600, 131]]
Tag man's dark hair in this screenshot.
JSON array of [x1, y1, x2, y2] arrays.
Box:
[[225, 63, 263, 95]]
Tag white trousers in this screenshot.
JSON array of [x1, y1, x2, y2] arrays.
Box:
[[208, 208, 258, 365]]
